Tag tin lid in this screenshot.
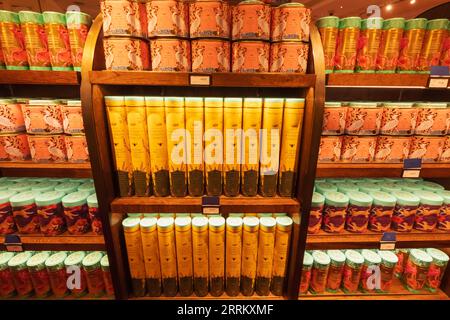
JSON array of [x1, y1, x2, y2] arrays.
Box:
[[346, 191, 373, 207], [204, 97, 223, 107], [122, 217, 141, 232], [185, 97, 204, 107], [35, 191, 65, 207], [405, 18, 428, 30], [8, 252, 32, 268], [0, 10, 20, 23], [312, 250, 331, 266], [323, 191, 349, 207], [426, 248, 449, 265], [324, 102, 342, 108], [263, 98, 284, 108], [413, 190, 444, 206], [66, 100, 81, 107], [316, 16, 340, 29], [209, 216, 225, 230], [285, 98, 305, 109], [415, 102, 447, 108], [435, 190, 450, 204], [28, 99, 61, 105], [243, 98, 263, 108], [339, 17, 361, 29], [369, 191, 396, 207], [77, 182, 95, 194], [64, 251, 86, 266], [356, 182, 380, 193], [27, 251, 50, 268], [327, 250, 346, 264], [0, 182, 16, 192], [361, 17, 383, 30], [192, 216, 208, 231], [311, 192, 325, 206], [42, 11, 66, 24], [243, 216, 259, 231], [45, 251, 68, 268], [87, 194, 98, 208], [427, 19, 449, 30], [105, 96, 124, 107], [345, 250, 364, 265], [82, 251, 103, 268], [224, 98, 242, 108], [379, 182, 399, 193], [10, 191, 37, 207], [383, 18, 405, 30], [349, 102, 378, 108], [409, 249, 432, 266], [362, 249, 381, 264], [175, 216, 191, 231], [157, 217, 175, 230], [238, 0, 265, 6], [100, 255, 109, 268], [382, 102, 413, 108], [55, 182, 81, 194], [66, 11, 92, 26], [9, 182, 36, 193], [140, 217, 157, 232], [420, 181, 445, 191], [31, 181, 59, 193], [276, 216, 293, 230], [377, 250, 398, 266], [337, 183, 359, 193], [259, 217, 276, 231], [279, 2, 304, 8], [303, 252, 313, 266], [0, 252, 15, 269], [0, 190, 17, 204], [315, 182, 338, 194], [145, 96, 164, 107], [0, 98, 17, 104], [392, 191, 420, 206], [399, 182, 423, 193], [62, 191, 90, 207], [18, 11, 44, 24], [124, 96, 145, 107], [226, 217, 243, 232]]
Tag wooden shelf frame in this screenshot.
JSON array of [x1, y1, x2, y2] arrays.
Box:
[[326, 73, 431, 88], [0, 70, 80, 85], [0, 162, 92, 178]]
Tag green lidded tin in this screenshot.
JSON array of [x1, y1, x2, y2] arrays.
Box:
[[383, 18, 405, 30], [18, 11, 44, 24], [82, 251, 103, 271], [26, 251, 50, 270], [31, 181, 59, 193], [405, 18, 427, 30], [369, 191, 397, 207], [425, 248, 449, 292], [356, 182, 380, 193], [8, 182, 36, 193], [303, 251, 313, 267], [0, 10, 20, 23], [339, 17, 361, 29], [8, 251, 33, 270], [435, 190, 450, 205], [9, 191, 37, 207], [42, 11, 66, 25], [55, 182, 81, 194], [379, 182, 399, 193], [0, 252, 15, 271], [65, 11, 92, 26], [77, 182, 96, 194], [346, 191, 373, 207], [64, 251, 86, 267], [315, 182, 338, 194], [45, 251, 68, 271], [426, 18, 449, 30], [316, 16, 340, 28], [392, 191, 420, 206], [62, 191, 90, 208], [378, 250, 398, 268], [0, 190, 17, 204], [323, 191, 349, 207], [413, 190, 444, 206], [420, 181, 445, 192], [311, 192, 325, 207], [344, 249, 364, 267], [337, 183, 359, 193], [399, 182, 423, 193], [87, 194, 98, 207]]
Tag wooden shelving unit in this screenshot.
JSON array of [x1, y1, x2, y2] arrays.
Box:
[[131, 293, 284, 300], [0, 162, 92, 178], [0, 70, 80, 85], [326, 73, 430, 88]]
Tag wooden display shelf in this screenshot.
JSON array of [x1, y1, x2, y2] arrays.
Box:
[[111, 196, 300, 214], [0, 70, 80, 85], [300, 278, 448, 300], [0, 161, 92, 178], [316, 163, 450, 178], [0, 233, 105, 251], [90, 71, 316, 88], [306, 230, 450, 250], [326, 73, 430, 88], [131, 293, 284, 300]]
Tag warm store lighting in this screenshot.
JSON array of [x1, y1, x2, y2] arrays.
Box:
[[386, 4, 393, 11], [410, 0, 416, 4]]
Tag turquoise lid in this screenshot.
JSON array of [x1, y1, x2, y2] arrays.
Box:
[[392, 191, 420, 206], [26, 252, 50, 268], [421, 181, 445, 192], [9, 191, 37, 207], [303, 252, 313, 266], [70, 179, 90, 184], [327, 250, 346, 264], [379, 182, 399, 193], [35, 191, 65, 207], [0, 190, 17, 204], [28, 178, 48, 183], [435, 191, 450, 205], [312, 250, 331, 266], [45, 252, 68, 268], [337, 183, 359, 193], [426, 248, 449, 265], [326, 178, 347, 184], [311, 192, 325, 206], [315, 182, 338, 194], [9, 182, 36, 193], [377, 250, 398, 266], [18, 11, 43, 25], [345, 250, 364, 265], [8, 252, 32, 268], [62, 191, 90, 207], [323, 191, 349, 207], [369, 191, 397, 207], [77, 183, 95, 194], [51, 178, 69, 184], [361, 249, 381, 264], [400, 182, 423, 193], [87, 194, 98, 207], [409, 249, 432, 266], [82, 251, 103, 268], [55, 182, 81, 194], [413, 191, 444, 206], [346, 191, 373, 207], [356, 182, 380, 193], [31, 181, 59, 193], [64, 251, 86, 266], [0, 182, 16, 191]]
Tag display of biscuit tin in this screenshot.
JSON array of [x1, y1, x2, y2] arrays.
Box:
[[232, 41, 269, 72], [0, 133, 31, 161], [0, 10, 29, 70], [440, 136, 450, 162], [66, 11, 92, 71], [189, 0, 230, 39], [376, 18, 405, 73], [65, 135, 89, 163], [0, 99, 25, 133], [22, 100, 64, 134], [322, 102, 347, 135], [270, 41, 309, 73], [146, 0, 188, 38], [103, 37, 150, 71], [150, 38, 190, 72], [318, 136, 342, 163], [375, 136, 411, 163], [414, 103, 448, 136], [232, 0, 271, 41], [345, 191, 373, 233], [28, 134, 67, 162], [408, 136, 444, 163], [436, 190, 450, 231], [101, 0, 146, 38], [391, 191, 420, 232], [334, 17, 361, 73], [341, 136, 377, 163], [441, 26, 450, 67], [316, 16, 339, 73], [413, 190, 443, 232], [417, 19, 449, 73], [42, 12, 73, 71], [380, 102, 417, 135], [271, 2, 311, 42], [18, 11, 51, 70], [345, 102, 381, 135], [397, 18, 427, 73], [355, 17, 383, 73], [62, 100, 84, 135], [191, 39, 230, 72]]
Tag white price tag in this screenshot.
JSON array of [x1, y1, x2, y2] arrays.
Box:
[[403, 169, 421, 178], [203, 207, 220, 215], [380, 242, 396, 250], [429, 78, 449, 88], [190, 75, 211, 86]]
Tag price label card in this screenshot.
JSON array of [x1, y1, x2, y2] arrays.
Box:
[[4, 235, 23, 252], [403, 169, 421, 178], [190, 75, 211, 86], [403, 159, 421, 177], [380, 232, 396, 250], [429, 78, 449, 88], [202, 196, 220, 215]]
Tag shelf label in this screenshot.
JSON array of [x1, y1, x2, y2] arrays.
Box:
[[190, 75, 211, 86], [380, 232, 396, 250], [429, 77, 449, 88], [202, 196, 220, 215], [4, 235, 23, 252], [403, 159, 421, 178]]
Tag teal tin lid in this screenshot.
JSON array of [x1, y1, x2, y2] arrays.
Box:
[[316, 16, 340, 29], [62, 191, 90, 208], [361, 249, 381, 265], [0, 252, 15, 270], [369, 191, 397, 207], [405, 18, 427, 30], [426, 19, 449, 30], [346, 191, 373, 207], [50, 178, 69, 184], [77, 182, 95, 194], [45, 252, 68, 269], [87, 194, 98, 208], [400, 182, 423, 193], [315, 182, 338, 194], [363, 178, 383, 184], [379, 182, 399, 193], [82, 251, 103, 269], [435, 190, 450, 205], [0, 10, 20, 24], [26, 251, 50, 269], [324, 191, 349, 207], [55, 182, 81, 194], [9, 182, 36, 193], [327, 250, 346, 265], [409, 249, 432, 267], [337, 183, 359, 193], [0, 190, 17, 204], [311, 192, 325, 207], [326, 178, 347, 184], [345, 250, 364, 266], [35, 191, 65, 207], [377, 250, 398, 267], [9, 191, 37, 207], [392, 191, 420, 206], [355, 182, 380, 193], [8, 251, 32, 269], [312, 250, 331, 266], [413, 191, 444, 206], [426, 248, 449, 266], [18, 11, 44, 24], [31, 181, 59, 193], [421, 181, 445, 192], [383, 18, 405, 30], [303, 252, 313, 267], [339, 17, 361, 29], [324, 102, 342, 108], [65, 11, 92, 26], [64, 251, 86, 266], [42, 11, 66, 25], [100, 255, 109, 268]]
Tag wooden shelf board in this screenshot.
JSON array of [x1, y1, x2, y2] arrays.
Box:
[[316, 163, 450, 178], [300, 278, 448, 300], [111, 196, 300, 214], [0, 233, 105, 251], [0, 70, 80, 85], [326, 73, 430, 88], [131, 293, 284, 300], [0, 161, 92, 178], [90, 71, 316, 88], [306, 230, 450, 250]]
